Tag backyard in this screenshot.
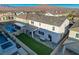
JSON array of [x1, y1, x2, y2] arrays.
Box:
[[16, 33, 53, 55]]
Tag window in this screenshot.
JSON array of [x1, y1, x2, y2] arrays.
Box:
[[9, 16, 14, 19], [26, 30, 29, 32], [3, 17, 6, 20], [29, 32, 32, 35], [39, 23, 41, 26], [31, 21, 34, 25], [52, 27, 55, 31], [76, 33, 79, 38], [38, 31, 44, 35], [48, 34, 52, 41]]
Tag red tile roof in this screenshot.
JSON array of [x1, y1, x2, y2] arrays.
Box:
[[0, 5, 73, 14]]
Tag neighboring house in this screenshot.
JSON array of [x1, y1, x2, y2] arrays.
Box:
[[0, 12, 14, 16], [44, 9, 68, 17], [45, 12, 68, 17], [14, 14, 69, 44], [15, 12, 27, 16], [14, 14, 29, 23], [62, 21, 79, 55], [0, 32, 18, 55], [0, 13, 14, 22]]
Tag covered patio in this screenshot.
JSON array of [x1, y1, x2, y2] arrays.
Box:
[[62, 38, 79, 55], [24, 24, 39, 38], [14, 22, 39, 37]]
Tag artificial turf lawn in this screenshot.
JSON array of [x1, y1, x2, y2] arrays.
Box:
[[16, 33, 53, 55]]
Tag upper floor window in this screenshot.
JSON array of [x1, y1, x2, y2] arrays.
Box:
[[8, 16, 10, 19], [39, 23, 41, 26], [76, 33, 79, 38], [31, 21, 34, 25], [52, 27, 55, 31], [11, 17, 14, 19]]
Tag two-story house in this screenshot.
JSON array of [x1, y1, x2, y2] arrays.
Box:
[[14, 14, 69, 44], [62, 21, 79, 54]]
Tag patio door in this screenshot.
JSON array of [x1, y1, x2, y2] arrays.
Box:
[[48, 34, 52, 41]]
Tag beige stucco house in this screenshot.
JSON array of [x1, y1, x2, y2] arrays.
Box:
[[14, 14, 70, 44]]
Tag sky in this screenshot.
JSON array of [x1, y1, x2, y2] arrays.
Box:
[[48, 4, 79, 8], [0, 4, 79, 8]]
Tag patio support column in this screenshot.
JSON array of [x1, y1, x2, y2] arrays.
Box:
[[32, 31, 34, 38], [32, 28, 39, 38], [62, 46, 66, 55]]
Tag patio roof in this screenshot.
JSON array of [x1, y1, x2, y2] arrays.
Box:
[[64, 38, 79, 54], [14, 22, 38, 31], [64, 38, 77, 45], [14, 22, 26, 27], [65, 42, 79, 54], [25, 24, 38, 31]]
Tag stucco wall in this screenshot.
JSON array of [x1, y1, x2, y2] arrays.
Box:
[[69, 30, 79, 40], [60, 19, 69, 33], [29, 20, 60, 33], [15, 17, 69, 34], [14, 17, 29, 23], [35, 28, 61, 44], [0, 16, 14, 22]]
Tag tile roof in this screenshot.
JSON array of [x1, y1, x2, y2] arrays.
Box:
[[16, 14, 27, 19], [16, 14, 67, 26], [0, 5, 68, 14], [71, 20, 79, 32]]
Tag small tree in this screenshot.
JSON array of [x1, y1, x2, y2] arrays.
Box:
[[67, 14, 74, 21], [67, 11, 75, 21]]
